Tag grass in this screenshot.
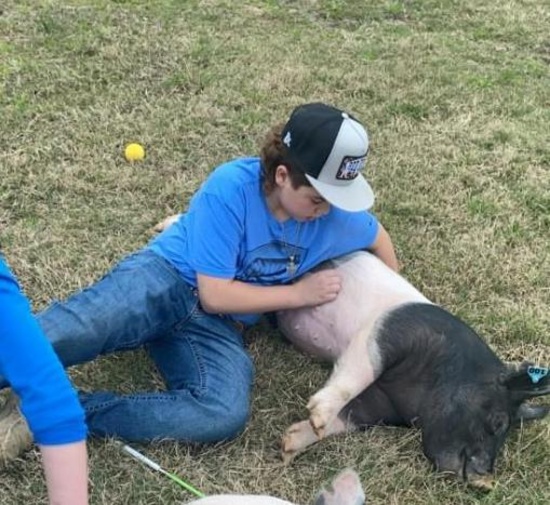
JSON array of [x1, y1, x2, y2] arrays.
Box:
[[1, 0, 549, 503]]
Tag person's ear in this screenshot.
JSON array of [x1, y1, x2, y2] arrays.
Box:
[[274, 164, 290, 186]]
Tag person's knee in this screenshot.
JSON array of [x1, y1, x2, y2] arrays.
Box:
[[200, 358, 254, 441], [213, 400, 250, 440], [163, 359, 254, 442], [193, 391, 251, 442], [185, 389, 250, 442]]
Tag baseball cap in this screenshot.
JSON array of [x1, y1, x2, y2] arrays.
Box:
[[281, 102, 374, 212]]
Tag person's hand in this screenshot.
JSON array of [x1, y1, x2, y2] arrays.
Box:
[[294, 269, 342, 307]]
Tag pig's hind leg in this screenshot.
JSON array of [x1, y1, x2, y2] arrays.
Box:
[[281, 415, 357, 464], [307, 324, 382, 438]]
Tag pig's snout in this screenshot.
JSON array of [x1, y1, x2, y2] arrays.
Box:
[[433, 452, 495, 491], [467, 474, 495, 491], [464, 454, 495, 491]]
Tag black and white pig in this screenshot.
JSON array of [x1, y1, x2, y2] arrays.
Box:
[[185, 468, 364, 505], [277, 251, 550, 489]]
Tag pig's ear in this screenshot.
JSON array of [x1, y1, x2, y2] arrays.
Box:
[[487, 411, 509, 436], [501, 362, 550, 398], [515, 403, 550, 423]]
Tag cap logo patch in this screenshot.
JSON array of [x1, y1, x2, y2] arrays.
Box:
[[336, 155, 367, 181], [283, 131, 292, 147]]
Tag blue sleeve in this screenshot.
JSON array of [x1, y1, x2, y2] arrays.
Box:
[[353, 210, 379, 249], [365, 212, 379, 247], [322, 208, 379, 259], [0, 258, 87, 445]]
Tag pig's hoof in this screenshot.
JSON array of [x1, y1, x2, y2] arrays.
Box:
[[309, 415, 326, 439], [281, 446, 298, 465], [307, 389, 345, 438], [281, 420, 318, 464]]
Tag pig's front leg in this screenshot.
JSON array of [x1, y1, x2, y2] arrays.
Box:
[[281, 415, 355, 464], [308, 325, 382, 438]]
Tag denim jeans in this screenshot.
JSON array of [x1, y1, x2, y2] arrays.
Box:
[[11, 249, 255, 443]]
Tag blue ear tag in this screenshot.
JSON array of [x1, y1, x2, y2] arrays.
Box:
[[527, 366, 549, 384]]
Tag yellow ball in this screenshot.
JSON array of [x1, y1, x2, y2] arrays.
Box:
[[124, 143, 145, 162]]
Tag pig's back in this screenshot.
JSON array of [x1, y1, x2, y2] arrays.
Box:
[[276, 251, 431, 361]]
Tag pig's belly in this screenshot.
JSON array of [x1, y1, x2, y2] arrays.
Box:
[[276, 251, 430, 362], [277, 302, 360, 361]]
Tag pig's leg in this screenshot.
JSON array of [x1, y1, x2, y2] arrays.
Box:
[[307, 324, 382, 438], [281, 415, 356, 464]]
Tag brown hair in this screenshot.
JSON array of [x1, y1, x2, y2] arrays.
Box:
[[259, 122, 311, 194]]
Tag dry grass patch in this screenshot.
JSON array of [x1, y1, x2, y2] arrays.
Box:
[[1, 0, 549, 504]]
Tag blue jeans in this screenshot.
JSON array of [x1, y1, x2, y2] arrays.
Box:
[[27, 250, 254, 443]]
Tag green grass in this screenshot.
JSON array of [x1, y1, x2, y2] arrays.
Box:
[[1, 0, 549, 503]]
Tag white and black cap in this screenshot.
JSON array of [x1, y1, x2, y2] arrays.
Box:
[[281, 102, 374, 212]]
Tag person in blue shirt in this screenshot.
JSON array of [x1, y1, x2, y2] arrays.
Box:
[[0, 103, 398, 454], [0, 257, 88, 505]]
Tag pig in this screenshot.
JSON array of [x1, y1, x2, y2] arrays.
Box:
[[184, 468, 365, 505], [277, 251, 550, 489]]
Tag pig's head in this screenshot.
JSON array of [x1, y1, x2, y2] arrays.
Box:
[[420, 362, 550, 490]]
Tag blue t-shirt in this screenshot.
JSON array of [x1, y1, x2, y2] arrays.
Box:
[[0, 257, 87, 445], [148, 157, 379, 325]]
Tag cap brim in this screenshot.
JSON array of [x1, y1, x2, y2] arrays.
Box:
[[305, 173, 375, 212]]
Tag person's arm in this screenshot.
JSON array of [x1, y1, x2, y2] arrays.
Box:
[[197, 268, 342, 314], [40, 442, 88, 505], [0, 258, 89, 505], [197, 220, 398, 314], [367, 222, 399, 272], [154, 211, 344, 314]]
